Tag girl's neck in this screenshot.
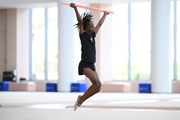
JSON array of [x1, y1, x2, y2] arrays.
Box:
[[86, 31, 91, 35]]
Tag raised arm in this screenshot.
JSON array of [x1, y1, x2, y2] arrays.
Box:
[[95, 12, 109, 34], [70, 3, 84, 34]]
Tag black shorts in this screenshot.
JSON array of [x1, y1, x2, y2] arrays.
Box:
[[78, 60, 96, 75]]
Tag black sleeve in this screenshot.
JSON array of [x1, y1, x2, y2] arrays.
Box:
[[79, 32, 85, 40], [92, 32, 96, 38]]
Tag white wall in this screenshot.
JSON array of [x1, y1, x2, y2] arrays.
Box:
[[7, 9, 17, 71], [0, 10, 7, 82], [0, 9, 29, 82], [16, 9, 29, 81]]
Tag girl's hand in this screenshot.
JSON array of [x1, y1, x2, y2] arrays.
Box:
[[104, 11, 109, 15], [70, 3, 76, 8]]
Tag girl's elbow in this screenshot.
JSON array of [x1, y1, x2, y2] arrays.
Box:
[[78, 20, 83, 24]]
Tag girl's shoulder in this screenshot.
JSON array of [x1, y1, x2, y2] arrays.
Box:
[[91, 32, 96, 37], [79, 32, 96, 39], [79, 32, 86, 40]]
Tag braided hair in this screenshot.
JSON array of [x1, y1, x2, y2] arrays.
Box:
[[75, 12, 93, 31]]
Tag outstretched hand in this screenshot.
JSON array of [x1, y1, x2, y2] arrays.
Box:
[[70, 3, 76, 8], [104, 11, 109, 15]]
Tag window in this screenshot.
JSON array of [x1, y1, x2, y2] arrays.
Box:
[[111, 4, 128, 80], [171, 1, 175, 80], [31, 7, 58, 80], [130, 2, 151, 80], [31, 8, 45, 80], [30, 7, 85, 81], [47, 7, 58, 80], [111, 3, 151, 80], [177, 1, 180, 80]]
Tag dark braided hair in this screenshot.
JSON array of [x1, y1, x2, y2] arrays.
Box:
[[75, 12, 93, 31]]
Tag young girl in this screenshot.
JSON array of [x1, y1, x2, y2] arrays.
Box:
[[70, 3, 109, 111]]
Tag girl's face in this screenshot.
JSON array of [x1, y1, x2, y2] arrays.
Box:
[[86, 21, 95, 33]]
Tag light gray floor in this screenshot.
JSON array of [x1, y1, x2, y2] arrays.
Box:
[[0, 92, 180, 120]]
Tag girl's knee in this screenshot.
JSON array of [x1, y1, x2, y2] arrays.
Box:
[[97, 82, 102, 88], [94, 81, 102, 92]]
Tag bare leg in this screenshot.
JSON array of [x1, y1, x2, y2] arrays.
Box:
[[77, 68, 101, 105]]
